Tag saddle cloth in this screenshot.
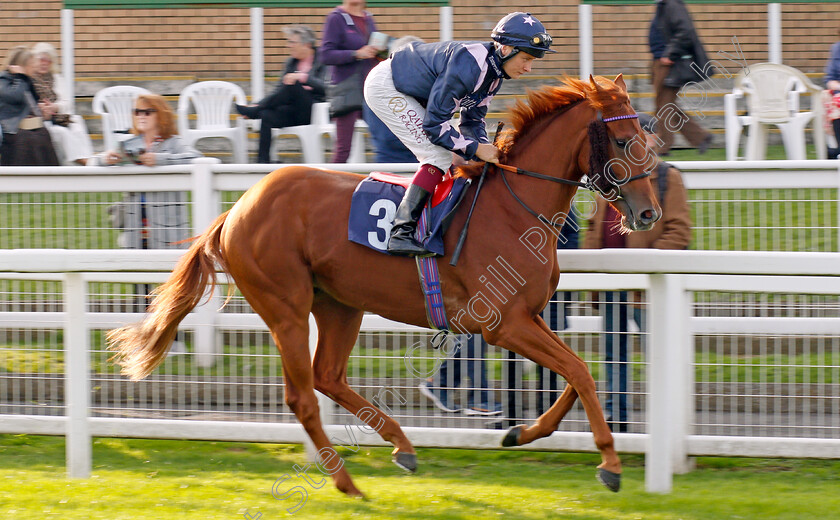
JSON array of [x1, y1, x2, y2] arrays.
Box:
[[348, 172, 470, 256]]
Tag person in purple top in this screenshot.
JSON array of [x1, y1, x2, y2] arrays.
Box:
[[824, 31, 840, 158], [364, 12, 555, 257], [320, 0, 380, 163]]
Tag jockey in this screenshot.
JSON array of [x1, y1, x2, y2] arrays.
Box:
[[364, 12, 556, 257]]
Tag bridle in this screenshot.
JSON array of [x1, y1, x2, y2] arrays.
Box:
[[495, 112, 651, 228]]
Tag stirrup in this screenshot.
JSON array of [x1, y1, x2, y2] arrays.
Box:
[[387, 233, 433, 257]]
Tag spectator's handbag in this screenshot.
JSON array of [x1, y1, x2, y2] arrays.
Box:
[[106, 194, 128, 229], [823, 89, 840, 130], [51, 113, 72, 127], [328, 70, 364, 118]]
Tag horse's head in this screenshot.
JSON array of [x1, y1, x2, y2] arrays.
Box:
[[583, 74, 661, 232]]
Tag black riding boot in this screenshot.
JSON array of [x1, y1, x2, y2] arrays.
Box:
[[387, 184, 433, 257]]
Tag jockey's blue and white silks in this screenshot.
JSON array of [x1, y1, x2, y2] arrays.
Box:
[[365, 41, 504, 165]]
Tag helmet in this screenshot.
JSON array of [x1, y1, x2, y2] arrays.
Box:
[[491, 12, 556, 59]]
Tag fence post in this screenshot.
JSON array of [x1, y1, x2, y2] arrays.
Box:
[[646, 273, 690, 492], [191, 158, 222, 368], [836, 160, 840, 252], [64, 272, 91, 478], [61, 9, 75, 114], [439, 6, 453, 42], [578, 3, 593, 80], [768, 3, 782, 64], [250, 8, 265, 103]]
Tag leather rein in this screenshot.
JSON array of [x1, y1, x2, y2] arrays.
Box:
[[495, 112, 651, 228]]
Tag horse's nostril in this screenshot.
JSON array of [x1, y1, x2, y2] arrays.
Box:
[[640, 209, 657, 224]]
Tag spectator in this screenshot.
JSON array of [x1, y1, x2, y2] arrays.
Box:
[[583, 113, 691, 432], [320, 0, 380, 163], [365, 35, 423, 163], [95, 94, 201, 249], [364, 12, 555, 257], [31, 42, 94, 166], [99, 93, 201, 354], [235, 25, 327, 164], [650, 0, 713, 156], [823, 30, 840, 159], [0, 45, 59, 166], [418, 334, 502, 416]]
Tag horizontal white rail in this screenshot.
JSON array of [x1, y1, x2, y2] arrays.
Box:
[[0, 160, 838, 192], [2, 248, 840, 491], [3, 248, 840, 276], [4, 415, 839, 459]]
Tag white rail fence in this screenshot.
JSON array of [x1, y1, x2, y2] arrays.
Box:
[[1, 159, 838, 251], [1, 249, 839, 493]]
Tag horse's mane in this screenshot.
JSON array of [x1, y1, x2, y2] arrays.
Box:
[[456, 75, 626, 178]]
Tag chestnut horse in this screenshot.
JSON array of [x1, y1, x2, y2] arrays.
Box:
[[108, 75, 660, 496]]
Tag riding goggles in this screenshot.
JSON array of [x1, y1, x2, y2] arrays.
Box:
[[505, 32, 554, 51]]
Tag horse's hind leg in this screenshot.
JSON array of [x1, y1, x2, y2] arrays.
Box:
[[311, 293, 417, 471], [233, 272, 363, 496]]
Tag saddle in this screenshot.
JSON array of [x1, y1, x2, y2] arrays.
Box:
[[348, 171, 471, 256]]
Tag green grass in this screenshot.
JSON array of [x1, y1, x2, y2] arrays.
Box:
[[1, 434, 839, 520], [665, 142, 821, 162], [3, 339, 839, 385]]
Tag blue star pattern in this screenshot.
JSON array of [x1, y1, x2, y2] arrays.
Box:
[[523, 15, 536, 26], [450, 133, 472, 152], [389, 40, 507, 160]]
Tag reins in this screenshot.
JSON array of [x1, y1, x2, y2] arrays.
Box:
[[494, 112, 650, 228]]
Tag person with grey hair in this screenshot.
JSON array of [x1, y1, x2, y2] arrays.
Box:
[[31, 42, 94, 165], [236, 25, 327, 163], [0, 45, 59, 166]]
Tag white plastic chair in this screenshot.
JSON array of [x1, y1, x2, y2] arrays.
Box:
[[92, 85, 151, 152], [177, 81, 248, 164], [269, 102, 330, 163], [268, 102, 367, 163], [724, 63, 826, 161], [321, 115, 367, 164]]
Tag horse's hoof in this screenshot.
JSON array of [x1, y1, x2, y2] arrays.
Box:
[[597, 468, 621, 492], [501, 424, 525, 447], [393, 452, 417, 473]]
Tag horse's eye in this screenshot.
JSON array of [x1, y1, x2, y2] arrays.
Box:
[[615, 139, 628, 149]]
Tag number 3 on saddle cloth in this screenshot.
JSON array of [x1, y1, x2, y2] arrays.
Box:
[[348, 171, 470, 256], [348, 171, 472, 331]]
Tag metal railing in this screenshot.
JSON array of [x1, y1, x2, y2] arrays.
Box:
[[1, 249, 839, 494], [1, 159, 838, 251]]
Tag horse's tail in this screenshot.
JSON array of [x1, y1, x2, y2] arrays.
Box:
[[107, 210, 231, 381]]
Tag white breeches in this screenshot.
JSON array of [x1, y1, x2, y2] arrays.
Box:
[[364, 59, 452, 171]]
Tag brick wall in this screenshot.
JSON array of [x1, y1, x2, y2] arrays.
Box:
[[590, 2, 840, 77], [0, 2, 837, 78]]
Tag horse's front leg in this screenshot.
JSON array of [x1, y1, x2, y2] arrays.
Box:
[[489, 313, 622, 492], [502, 317, 580, 447]]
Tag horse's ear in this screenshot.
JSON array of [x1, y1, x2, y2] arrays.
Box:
[[614, 73, 627, 92], [589, 74, 602, 92]]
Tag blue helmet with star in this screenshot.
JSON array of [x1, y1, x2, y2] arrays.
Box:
[[491, 12, 556, 59]]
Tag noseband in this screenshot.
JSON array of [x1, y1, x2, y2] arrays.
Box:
[[496, 112, 651, 228]]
